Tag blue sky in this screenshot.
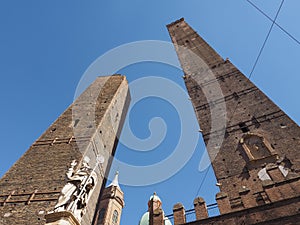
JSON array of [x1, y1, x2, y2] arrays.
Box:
[[0, 1, 300, 225]]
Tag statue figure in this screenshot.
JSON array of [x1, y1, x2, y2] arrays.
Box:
[[54, 158, 97, 220]]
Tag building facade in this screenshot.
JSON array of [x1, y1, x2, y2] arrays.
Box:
[[95, 172, 124, 225], [0, 75, 130, 225], [138, 193, 172, 225], [165, 18, 300, 225]]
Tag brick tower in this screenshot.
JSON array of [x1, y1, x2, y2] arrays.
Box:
[[94, 172, 124, 225], [167, 19, 300, 224], [0, 75, 130, 225], [138, 193, 172, 225]]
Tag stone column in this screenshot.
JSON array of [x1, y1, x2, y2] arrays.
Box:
[[216, 192, 231, 214], [193, 197, 208, 220], [149, 198, 164, 225], [173, 203, 186, 225]]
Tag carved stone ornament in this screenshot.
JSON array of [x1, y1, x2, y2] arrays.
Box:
[[53, 159, 97, 221], [240, 133, 278, 168]]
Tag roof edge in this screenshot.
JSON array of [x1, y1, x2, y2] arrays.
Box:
[[166, 17, 185, 27]]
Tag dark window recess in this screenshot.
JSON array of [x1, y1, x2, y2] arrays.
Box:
[[99, 208, 106, 224], [112, 210, 118, 225], [282, 157, 292, 169], [239, 122, 250, 133], [224, 130, 229, 138], [255, 192, 266, 206], [73, 119, 80, 128], [233, 92, 239, 100], [251, 116, 260, 128]]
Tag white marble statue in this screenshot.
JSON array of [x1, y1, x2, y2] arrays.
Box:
[[54, 157, 97, 220]]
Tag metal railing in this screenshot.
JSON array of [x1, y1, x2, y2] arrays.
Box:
[[165, 202, 219, 223]]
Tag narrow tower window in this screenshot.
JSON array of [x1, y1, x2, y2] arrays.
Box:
[[239, 122, 249, 133], [112, 210, 118, 225], [251, 116, 260, 128], [98, 208, 105, 224], [70, 119, 80, 128], [233, 92, 239, 100]]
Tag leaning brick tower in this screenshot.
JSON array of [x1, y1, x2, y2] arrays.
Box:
[[167, 18, 300, 224], [0, 75, 130, 225]]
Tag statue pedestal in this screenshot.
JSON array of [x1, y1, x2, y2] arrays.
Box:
[[45, 211, 80, 225]]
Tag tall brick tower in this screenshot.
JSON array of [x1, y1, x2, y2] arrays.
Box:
[[0, 75, 130, 225], [167, 19, 300, 224], [95, 172, 124, 225]]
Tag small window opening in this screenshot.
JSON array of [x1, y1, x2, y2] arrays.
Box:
[[255, 192, 266, 206], [224, 130, 229, 138], [239, 122, 249, 133], [74, 119, 80, 127], [98, 208, 106, 224], [112, 210, 118, 225], [233, 92, 239, 100], [71, 119, 80, 128], [251, 116, 260, 128]]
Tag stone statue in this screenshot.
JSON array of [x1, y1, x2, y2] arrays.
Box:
[[54, 158, 97, 220]]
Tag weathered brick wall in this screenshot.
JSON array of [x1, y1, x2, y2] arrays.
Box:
[[0, 75, 130, 224], [187, 197, 300, 225], [95, 185, 124, 225], [167, 18, 300, 223]]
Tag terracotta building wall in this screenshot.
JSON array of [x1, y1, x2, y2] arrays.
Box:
[[0, 75, 130, 225], [167, 18, 300, 224]]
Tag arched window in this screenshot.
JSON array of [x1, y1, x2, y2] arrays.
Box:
[[98, 208, 105, 224], [112, 210, 118, 225]]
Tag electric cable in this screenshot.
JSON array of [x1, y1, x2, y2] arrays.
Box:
[[246, 0, 300, 45], [249, 0, 285, 78]]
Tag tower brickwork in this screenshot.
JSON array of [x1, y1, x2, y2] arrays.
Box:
[[95, 172, 124, 225], [138, 193, 172, 225], [0, 75, 130, 225], [167, 18, 300, 224]]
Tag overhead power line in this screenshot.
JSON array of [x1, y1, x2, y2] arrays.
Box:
[[246, 0, 300, 46], [195, 165, 211, 197], [248, 0, 285, 79], [192, 0, 292, 210], [191, 164, 212, 208]]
